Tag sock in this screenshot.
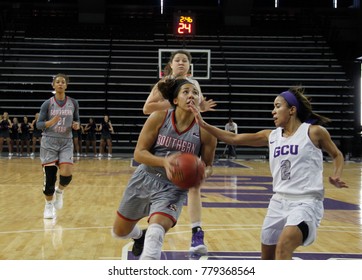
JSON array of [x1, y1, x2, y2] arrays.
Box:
[[132, 225, 143, 240], [192, 222, 202, 234], [139, 224, 165, 260]]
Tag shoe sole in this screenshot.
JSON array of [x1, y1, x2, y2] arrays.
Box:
[[43, 214, 56, 219], [189, 245, 208, 255]]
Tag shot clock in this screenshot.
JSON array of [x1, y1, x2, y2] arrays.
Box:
[[174, 14, 196, 36]]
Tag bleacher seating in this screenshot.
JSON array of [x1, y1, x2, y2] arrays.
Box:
[[0, 4, 357, 157]]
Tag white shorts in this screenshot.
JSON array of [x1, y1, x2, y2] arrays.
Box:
[[261, 193, 324, 246]]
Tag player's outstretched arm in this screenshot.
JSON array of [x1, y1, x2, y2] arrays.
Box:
[[189, 103, 269, 147]]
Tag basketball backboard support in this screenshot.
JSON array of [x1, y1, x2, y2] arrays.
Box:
[[158, 49, 211, 80]]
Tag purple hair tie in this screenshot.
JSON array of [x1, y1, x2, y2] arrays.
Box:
[[280, 91, 300, 112]]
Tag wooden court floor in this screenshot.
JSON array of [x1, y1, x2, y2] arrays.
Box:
[[0, 155, 361, 260]]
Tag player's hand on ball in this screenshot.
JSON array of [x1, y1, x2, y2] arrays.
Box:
[[164, 153, 180, 181], [168, 153, 205, 189]]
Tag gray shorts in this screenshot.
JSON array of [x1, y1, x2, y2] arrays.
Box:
[[40, 136, 74, 165], [261, 193, 324, 246], [117, 165, 188, 226]]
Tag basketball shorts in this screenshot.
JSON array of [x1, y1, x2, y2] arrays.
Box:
[[117, 165, 188, 226], [261, 193, 324, 246], [40, 136, 74, 165]]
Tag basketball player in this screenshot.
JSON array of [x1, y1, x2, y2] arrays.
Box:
[[98, 114, 114, 158], [10, 117, 20, 156], [112, 78, 217, 260], [19, 116, 31, 157], [36, 73, 80, 219], [84, 117, 98, 157], [30, 113, 42, 158], [0, 112, 13, 157], [190, 86, 348, 260], [142, 49, 216, 255]]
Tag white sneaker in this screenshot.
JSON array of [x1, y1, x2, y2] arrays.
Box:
[[54, 188, 63, 210], [76, 153, 81, 157], [30, 152, 35, 157], [44, 202, 56, 219], [108, 154, 112, 158]]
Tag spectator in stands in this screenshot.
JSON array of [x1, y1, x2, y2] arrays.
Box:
[[10, 117, 20, 157], [142, 49, 216, 255], [19, 116, 31, 157], [36, 73, 80, 219], [190, 85, 348, 260], [98, 114, 114, 158], [84, 117, 98, 157], [0, 112, 13, 157], [224, 117, 238, 159], [112, 78, 216, 260], [30, 112, 42, 158]]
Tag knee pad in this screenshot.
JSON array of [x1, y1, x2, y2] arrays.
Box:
[[43, 165, 58, 196], [59, 175, 72, 187], [139, 224, 165, 260]]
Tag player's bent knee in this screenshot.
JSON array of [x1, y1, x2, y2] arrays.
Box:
[[43, 165, 58, 196], [59, 175, 72, 187], [111, 228, 134, 240]]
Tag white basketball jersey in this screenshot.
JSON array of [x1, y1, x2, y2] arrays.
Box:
[[268, 122, 324, 199]]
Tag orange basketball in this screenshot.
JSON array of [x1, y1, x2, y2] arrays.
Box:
[[171, 153, 205, 189]]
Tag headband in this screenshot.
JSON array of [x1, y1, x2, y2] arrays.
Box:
[[279, 91, 300, 112], [170, 79, 193, 98]]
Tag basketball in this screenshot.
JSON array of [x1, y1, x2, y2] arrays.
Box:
[[171, 153, 205, 189]]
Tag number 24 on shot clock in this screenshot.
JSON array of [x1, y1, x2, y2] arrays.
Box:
[[174, 14, 196, 36]]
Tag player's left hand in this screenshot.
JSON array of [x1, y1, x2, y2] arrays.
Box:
[[200, 97, 217, 112]]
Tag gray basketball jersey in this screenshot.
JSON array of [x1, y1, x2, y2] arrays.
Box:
[[42, 96, 76, 139], [142, 109, 202, 179]]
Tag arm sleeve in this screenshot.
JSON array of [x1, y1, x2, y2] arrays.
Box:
[[72, 98, 80, 122], [36, 100, 50, 130]]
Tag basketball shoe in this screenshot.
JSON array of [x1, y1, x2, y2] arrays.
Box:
[[54, 188, 63, 210], [132, 229, 147, 257], [190, 228, 208, 255], [43, 202, 56, 219]]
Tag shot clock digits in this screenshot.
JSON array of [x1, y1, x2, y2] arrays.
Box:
[[174, 14, 196, 36]]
